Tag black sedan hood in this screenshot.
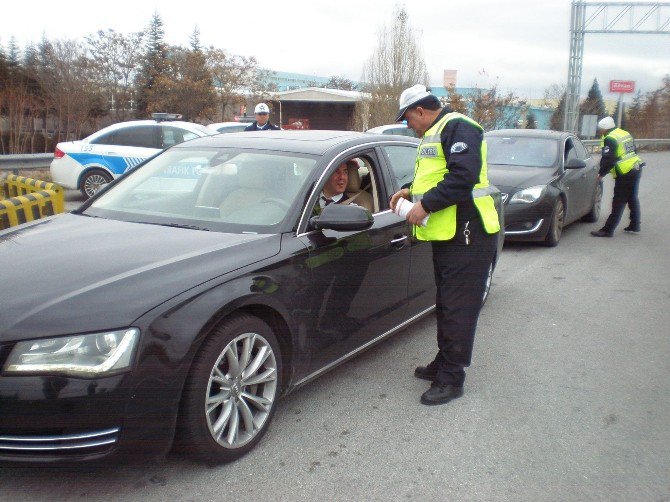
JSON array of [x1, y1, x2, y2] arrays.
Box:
[[487, 164, 559, 193], [0, 214, 279, 341]]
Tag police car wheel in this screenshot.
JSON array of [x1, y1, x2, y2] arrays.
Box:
[[176, 314, 281, 463], [80, 169, 112, 199]]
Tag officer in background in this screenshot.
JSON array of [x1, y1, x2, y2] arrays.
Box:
[[390, 85, 500, 406], [591, 116, 643, 237], [244, 103, 280, 131]]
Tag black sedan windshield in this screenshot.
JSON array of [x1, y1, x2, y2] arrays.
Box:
[[85, 148, 318, 233], [487, 136, 559, 167]]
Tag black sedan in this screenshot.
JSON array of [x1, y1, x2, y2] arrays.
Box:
[[485, 129, 602, 246], [0, 131, 503, 465]]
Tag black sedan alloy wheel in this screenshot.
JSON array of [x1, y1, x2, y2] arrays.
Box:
[[177, 315, 281, 463]]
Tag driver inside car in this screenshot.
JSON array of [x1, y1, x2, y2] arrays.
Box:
[[313, 160, 358, 215]]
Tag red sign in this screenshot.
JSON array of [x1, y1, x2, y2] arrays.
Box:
[[609, 80, 635, 93]]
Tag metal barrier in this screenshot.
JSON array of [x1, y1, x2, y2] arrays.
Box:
[[0, 175, 65, 230], [0, 153, 54, 172], [582, 138, 670, 154]]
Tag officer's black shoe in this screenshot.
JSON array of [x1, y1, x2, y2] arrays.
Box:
[[414, 363, 438, 381], [590, 229, 613, 237], [420, 383, 464, 406], [623, 225, 640, 233]]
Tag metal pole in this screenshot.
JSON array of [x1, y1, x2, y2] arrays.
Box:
[[617, 93, 624, 126]]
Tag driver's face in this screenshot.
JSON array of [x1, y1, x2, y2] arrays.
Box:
[[323, 164, 349, 197]]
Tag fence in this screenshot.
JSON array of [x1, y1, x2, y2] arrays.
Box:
[[0, 175, 65, 230]]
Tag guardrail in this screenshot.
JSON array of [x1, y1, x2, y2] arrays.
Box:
[[0, 175, 65, 230], [582, 138, 670, 153], [0, 153, 54, 173]]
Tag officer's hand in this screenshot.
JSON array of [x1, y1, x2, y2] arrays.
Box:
[[406, 201, 429, 225], [597, 175, 603, 182], [390, 188, 410, 211]]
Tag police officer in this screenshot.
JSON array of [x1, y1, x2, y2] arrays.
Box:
[[591, 116, 642, 237], [244, 103, 280, 131], [390, 85, 500, 406]]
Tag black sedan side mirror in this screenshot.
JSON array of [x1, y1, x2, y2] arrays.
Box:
[[310, 204, 373, 232], [565, 158, 586, 169]]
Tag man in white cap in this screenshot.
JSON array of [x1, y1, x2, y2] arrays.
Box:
[[244, 103, 280, 131], [590, 116, 643, 237], [390, 84, 500, 405]]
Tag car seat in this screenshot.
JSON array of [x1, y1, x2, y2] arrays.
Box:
[[342, 164, 374, 213], [218, 163, 270, 217]]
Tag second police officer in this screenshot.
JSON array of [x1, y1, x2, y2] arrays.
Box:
[[244, 103, 280, 131]]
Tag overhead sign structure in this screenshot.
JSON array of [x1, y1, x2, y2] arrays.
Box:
[[610, 80, 635, 93]]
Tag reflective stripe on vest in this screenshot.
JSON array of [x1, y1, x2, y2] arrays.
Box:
[[409, 112, 500, 241], [603, 128, 641, 178]]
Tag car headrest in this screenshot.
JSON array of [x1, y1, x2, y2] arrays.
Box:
[[237, 164, 268, 190], [346, 164, 361, 192]]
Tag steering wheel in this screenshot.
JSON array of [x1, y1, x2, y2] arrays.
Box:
[[259, 197, 291, 210]]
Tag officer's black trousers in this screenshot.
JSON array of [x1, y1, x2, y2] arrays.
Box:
[[430, 221, 497, 387], [603, 168, 641, 232]]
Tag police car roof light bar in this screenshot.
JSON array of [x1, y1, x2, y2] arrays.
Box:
[[151, 113, 183, 122]]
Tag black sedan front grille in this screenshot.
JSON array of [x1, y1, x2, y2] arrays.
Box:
[[0, 427, 120, 455]]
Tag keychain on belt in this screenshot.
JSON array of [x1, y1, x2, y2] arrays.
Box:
[[463, 221, 471, 246]]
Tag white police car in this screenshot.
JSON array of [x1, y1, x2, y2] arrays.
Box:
[[366, 123, 417, 138], [50, 113, 216, 198], [207, 122, 250, 134]]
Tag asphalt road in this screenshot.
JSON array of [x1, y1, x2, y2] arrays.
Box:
[[3, 152, 669, 501]]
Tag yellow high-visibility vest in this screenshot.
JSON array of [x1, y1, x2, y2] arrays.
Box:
[[600, 128, 642, 178], [410, 112, 500, 241]]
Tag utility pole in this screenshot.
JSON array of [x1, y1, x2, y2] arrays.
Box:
[[564, 1, 670, 133]]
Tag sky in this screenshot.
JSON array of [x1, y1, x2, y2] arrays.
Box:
[[1, 0, 669, 102]]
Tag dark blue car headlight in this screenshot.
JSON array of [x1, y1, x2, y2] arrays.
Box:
[[3, 328, 139, 378]]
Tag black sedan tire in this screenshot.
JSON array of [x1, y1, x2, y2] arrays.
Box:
[[80, 169, 112, 198], [544, 198, 565, 247], [482, 260, 494, 306], [581, 182, 603, 223], [177, 314, 282, 463]]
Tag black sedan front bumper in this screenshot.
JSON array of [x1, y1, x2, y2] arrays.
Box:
[[0, 352, 178, 464], [501, 194, 555, 242]]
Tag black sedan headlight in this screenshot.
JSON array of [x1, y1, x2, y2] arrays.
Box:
[[509, 185, 546, 204], [3, 328, 139, 378]]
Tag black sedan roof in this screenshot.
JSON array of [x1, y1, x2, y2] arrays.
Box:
[[486, 129, 573, 141], [178, 130, 418, 156]]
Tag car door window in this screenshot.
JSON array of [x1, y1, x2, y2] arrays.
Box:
[[572, 137, 589, 159], [564, 139, 578, 164], [112, 126, 160, 149], [162, 126, 199, 148], [380, 145, 417, 188], [90, 131, 118, 146]]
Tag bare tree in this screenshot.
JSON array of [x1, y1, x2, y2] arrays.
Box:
[[356, 5, 429, 129], [206, 48, 261, 121], [148, 44, 217, 121], [86, 29, 144, 121], [469, 83, 517, 131]]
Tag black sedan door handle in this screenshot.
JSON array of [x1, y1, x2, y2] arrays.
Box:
[[390, 235, 408, 249]]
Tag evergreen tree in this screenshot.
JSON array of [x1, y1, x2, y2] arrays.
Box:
[[550, 92, 566, 131], [189, 26, 202, 52], [579, 78, 607, 119], [525, 110, 538, 129], [136, 12, 169, 115], [7, 37, 21, 68]]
